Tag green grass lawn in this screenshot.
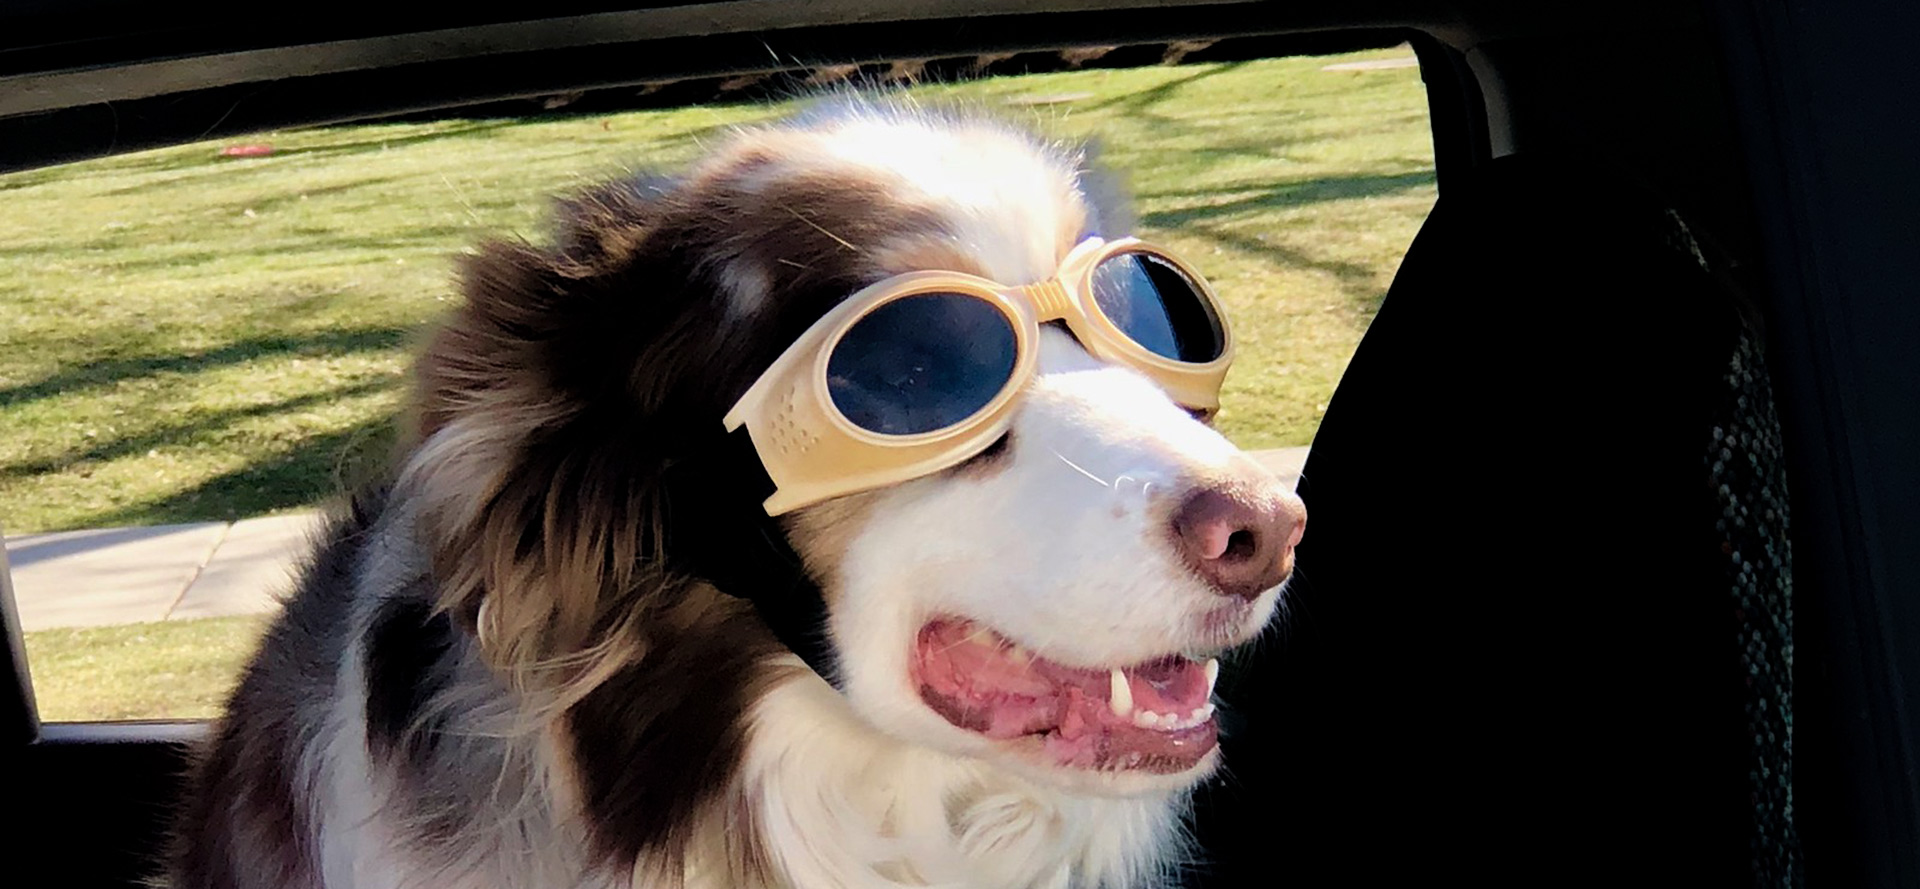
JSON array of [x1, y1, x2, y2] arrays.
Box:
[[6, 48, 1435, 721], [23, 615, 270, 721], [0, 48, 1433, 536]]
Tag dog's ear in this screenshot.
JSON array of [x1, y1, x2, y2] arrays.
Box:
[[411, 177, 679, 442], [552, 175, 678, 268], [1068, 137, 1136, 240], [401, 178, 703, 700]]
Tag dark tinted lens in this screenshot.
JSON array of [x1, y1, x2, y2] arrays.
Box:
[[1089, 252, 1224, 362], [827, 292, 1018, 435]]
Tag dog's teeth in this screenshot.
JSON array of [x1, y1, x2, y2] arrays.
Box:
[[1125, 704, 1216, 732], [1203, 658, 1220, 697], [1108, 668, 1133, 718], [1007, 645, 1033, 666]]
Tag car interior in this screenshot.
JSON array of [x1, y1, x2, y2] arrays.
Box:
[[5, 1, 1918, 886]]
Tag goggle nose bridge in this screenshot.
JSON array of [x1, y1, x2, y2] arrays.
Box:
[[1016, 278, 1077, 322]]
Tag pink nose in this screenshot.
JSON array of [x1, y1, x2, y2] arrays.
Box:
[[1169, 484, 1306, 600]]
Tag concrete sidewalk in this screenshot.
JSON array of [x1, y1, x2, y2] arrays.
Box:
[[3, 447, 1308, 632], [5, 513, 326, 632]]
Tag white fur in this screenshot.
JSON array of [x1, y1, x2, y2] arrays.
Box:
[[719, 261, 773, 319], [715, 109, 1287, 881], [311, 509, 623, 889], [802, 114, 1089, 283], [705, 328, 1283, 887], [715, 664, 1185, 889], [724, 110, 1093, 286]]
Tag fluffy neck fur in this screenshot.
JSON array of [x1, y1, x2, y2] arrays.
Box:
[[673, 667, 1191, 889], [353, 503, 1189, 889]]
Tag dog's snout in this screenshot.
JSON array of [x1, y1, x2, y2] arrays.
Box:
[[1169, 484, 1306, 600]]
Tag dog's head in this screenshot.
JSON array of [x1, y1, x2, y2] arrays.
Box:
[[406, 100, 1303, 800]]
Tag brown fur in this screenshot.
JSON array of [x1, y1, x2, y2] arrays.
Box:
[[170, 497, 371, 889], [405, 146, 952, 693], [780, 493, 882, 601]]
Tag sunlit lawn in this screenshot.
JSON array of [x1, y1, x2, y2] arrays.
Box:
[[0, 47, 1433, 535], [4, 48, 1434, 721], [23, 615, 270, 721]]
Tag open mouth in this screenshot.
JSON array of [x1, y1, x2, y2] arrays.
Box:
[[910, 618, 1220, 775]]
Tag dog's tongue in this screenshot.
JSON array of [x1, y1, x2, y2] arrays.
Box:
[[911, 620, 1219, 773]]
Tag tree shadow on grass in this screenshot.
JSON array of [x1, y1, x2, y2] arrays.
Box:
[[0, 326, 413, 411], [1183, 223, 1392, 319], [231, 175, 407, 215], [0, 378, 395, 482], [89, 120, 527, 199], [1071, 62, 1252, 116], [1135, 169, 1435, 317], [263, 119, 525, 160], [82, 413, 401, 529], [75, 224, 481, 275], [1138, 170, 1435, 229]]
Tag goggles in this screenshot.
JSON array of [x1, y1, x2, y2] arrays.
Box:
[[723, 237, 1233, 516]]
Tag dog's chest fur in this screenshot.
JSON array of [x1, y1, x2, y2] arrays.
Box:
[[711, 677, 1185, 889]]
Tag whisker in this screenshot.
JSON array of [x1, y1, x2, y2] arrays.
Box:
[[1051, 450, 1111, 487], [781, 205, 858, 252], [439, 173, 483, 227]]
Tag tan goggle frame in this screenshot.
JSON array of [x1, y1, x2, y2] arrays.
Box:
[[723, 237, 1234, 516]]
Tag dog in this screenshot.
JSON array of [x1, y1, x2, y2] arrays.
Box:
[[170, 98, 1306, 889]]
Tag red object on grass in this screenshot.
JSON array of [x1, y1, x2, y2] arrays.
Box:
[[219, 144, 275, 157]]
